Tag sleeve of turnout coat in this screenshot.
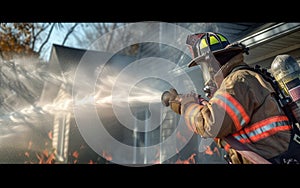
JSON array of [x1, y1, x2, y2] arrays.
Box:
[[181, 68, 285, 139]]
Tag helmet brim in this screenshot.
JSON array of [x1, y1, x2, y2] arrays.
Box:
[[187, 46, 244, 68]]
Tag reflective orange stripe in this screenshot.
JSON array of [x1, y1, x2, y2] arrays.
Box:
[[224, 143, 231, 152], [232, 115, 292, 143], [211, 92, 250, 131], [212, 98, 242, 130]]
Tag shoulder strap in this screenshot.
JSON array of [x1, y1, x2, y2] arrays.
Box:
[[230, 64, 252, 74]]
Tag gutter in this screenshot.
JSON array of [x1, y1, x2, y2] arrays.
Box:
[[238, 22, 300, 48]]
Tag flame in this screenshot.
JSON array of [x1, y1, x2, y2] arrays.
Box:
[[48, 131, 53, 140], [213, 146, 221, 157], [88, 160, 94, 164], [102, 150, 112, 161], [205, 145, 214, 155], [27, 141, 32, 150], [72, 151, 79, 159], [176, 132, 187, 143], [148, 147, 161, 164], [151, 160, 161, 164], [175, 153, 196, 164], [24, 152, 30, 158], [35, 149, 55, 164]]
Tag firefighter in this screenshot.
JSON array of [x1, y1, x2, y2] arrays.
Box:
[[169, 32, 293, 164]]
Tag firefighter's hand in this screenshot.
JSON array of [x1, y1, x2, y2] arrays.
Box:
[[168, 88, 181, 114], [169, 100, 181, 114]]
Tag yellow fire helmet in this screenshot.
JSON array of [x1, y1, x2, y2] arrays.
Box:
[[186, 32, 247, 68]]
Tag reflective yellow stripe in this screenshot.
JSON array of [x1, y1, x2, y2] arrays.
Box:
[[200, 35, 228, 48], [217, 34, 227, 42], [210, 35, 228, 45], [209, 35, 219, 45], [200, 38, 208, 49], [199, 33, 228, 50]]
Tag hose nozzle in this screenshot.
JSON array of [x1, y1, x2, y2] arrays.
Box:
[[161, 88, 179, 107]]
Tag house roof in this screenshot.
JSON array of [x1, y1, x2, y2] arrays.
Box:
[[239, 22, 300, 67], [171, 22, 300, 75]]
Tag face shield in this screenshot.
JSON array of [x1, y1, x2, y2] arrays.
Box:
[[194, 47, 221, 98], [197, 52, 220, 85]]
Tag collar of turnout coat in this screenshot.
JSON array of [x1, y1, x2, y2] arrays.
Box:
[[214, 52, 247, 88]]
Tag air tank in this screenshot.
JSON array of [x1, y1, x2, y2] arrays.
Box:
[[270, 54, 300, 123]]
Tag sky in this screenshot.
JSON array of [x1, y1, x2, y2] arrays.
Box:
[[36, 23, 86, 62]]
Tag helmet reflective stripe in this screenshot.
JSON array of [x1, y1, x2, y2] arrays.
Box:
[[199, 34, 228, 51], [200, 38, 208, 49], [208, 35, 220, 45], [201, 32, 229, 52], [217, 34, 228, 42]]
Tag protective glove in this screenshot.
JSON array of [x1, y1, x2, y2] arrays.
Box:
[[170, 100, 181, 114], [169, 89, 208, 115], [227, 148, 252, 164], [169, 88, 182, 114], [180, 92, 201, 115]]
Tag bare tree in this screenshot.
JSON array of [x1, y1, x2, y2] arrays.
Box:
[[37, 23, 56, 54], [72, 23, 140, 56], [0, 23, 83, 61], [31, 23, 51, 51], [72, 23, 122, 50], [62, 23, 79, 46]]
